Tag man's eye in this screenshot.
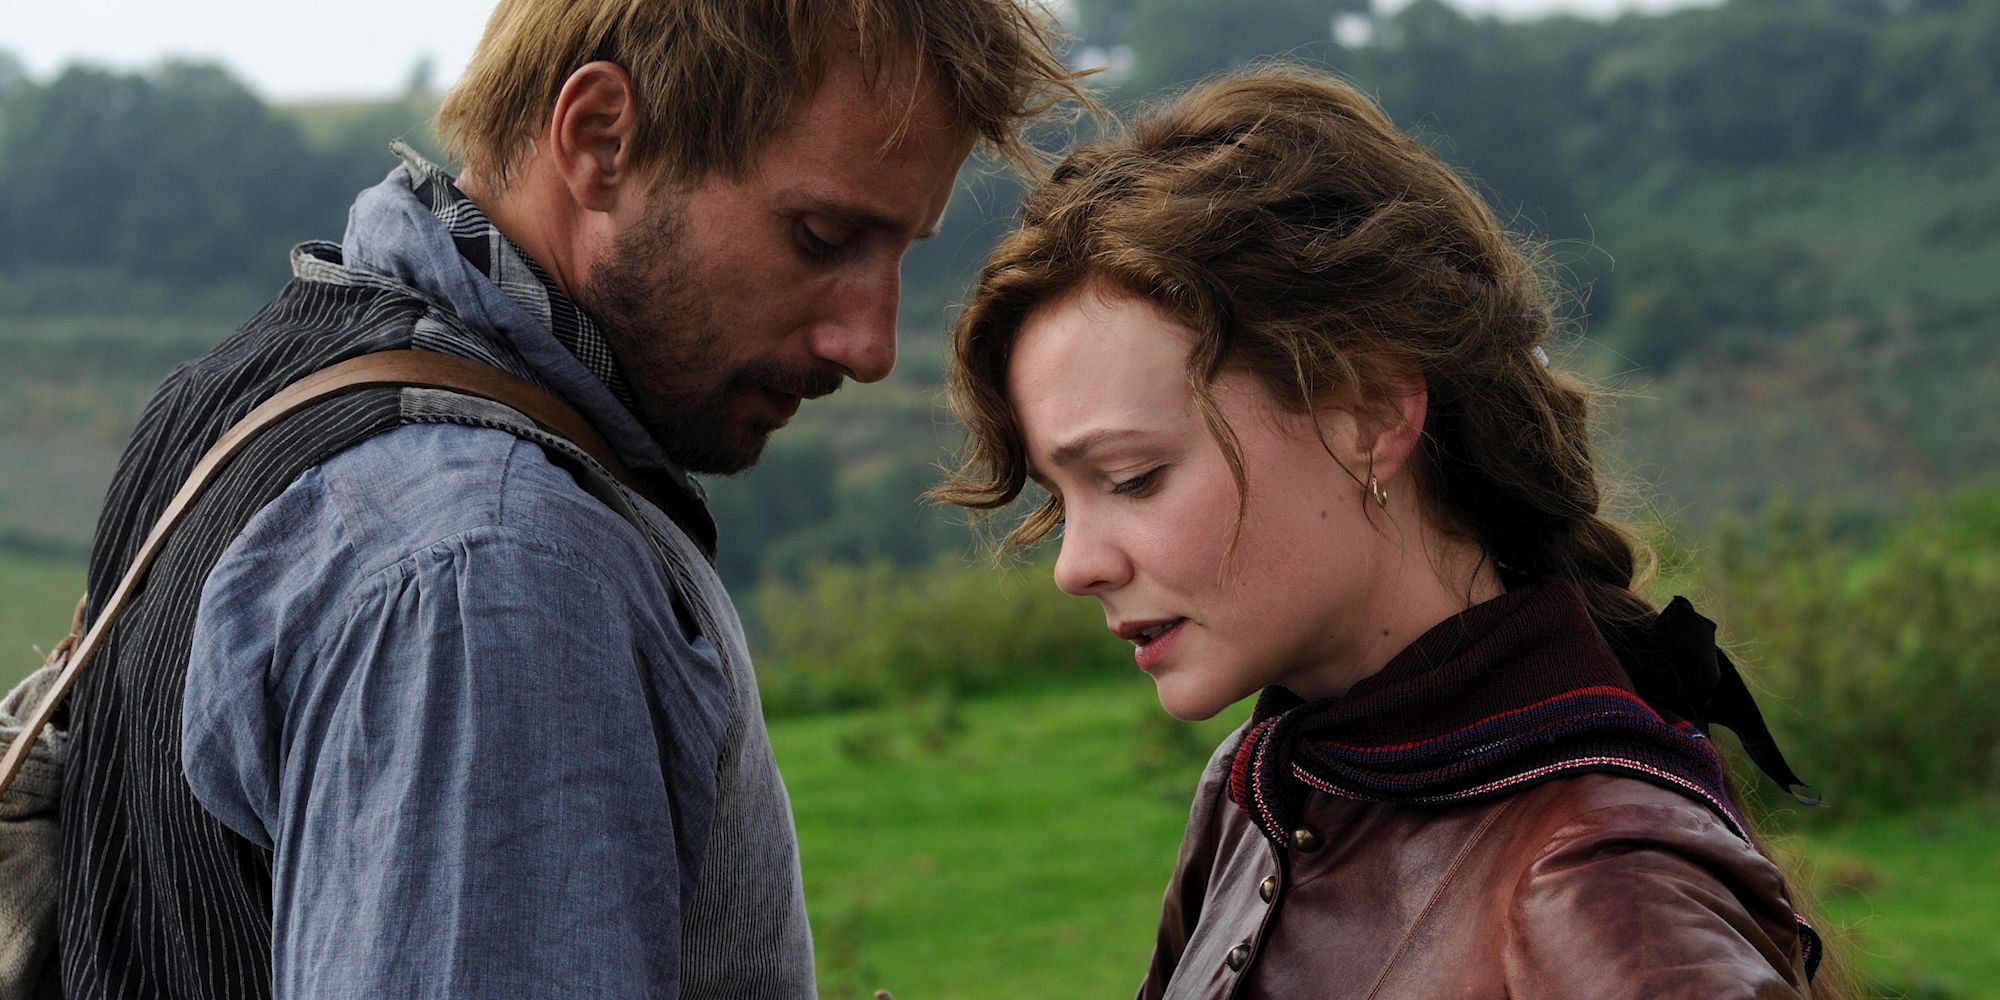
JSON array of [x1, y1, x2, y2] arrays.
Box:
[[798, 218, 856, 260]]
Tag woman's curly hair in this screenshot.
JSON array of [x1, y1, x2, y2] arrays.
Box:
[[934, 63, 1657, 635]]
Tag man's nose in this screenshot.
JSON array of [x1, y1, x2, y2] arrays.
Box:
[[807, 263, 900, 384]]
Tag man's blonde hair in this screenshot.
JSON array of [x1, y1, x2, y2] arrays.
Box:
[[436, 0, 1089, 189]]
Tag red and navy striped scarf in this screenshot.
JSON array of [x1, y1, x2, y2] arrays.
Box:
[[1225, 581, 1822, 978]]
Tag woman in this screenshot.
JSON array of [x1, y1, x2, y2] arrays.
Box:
[[936, 66, 1826, 997]]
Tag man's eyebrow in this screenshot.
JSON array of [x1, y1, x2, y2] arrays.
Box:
[[798, 196, 939, 241]]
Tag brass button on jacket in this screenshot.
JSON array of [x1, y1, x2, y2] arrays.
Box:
[[1288, 827, 1321, 853], [1257, 875, 1277, 902], [1224, 944, 1252, 971]]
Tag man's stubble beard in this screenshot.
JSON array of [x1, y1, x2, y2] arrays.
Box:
[[580, 193, 843, 475]]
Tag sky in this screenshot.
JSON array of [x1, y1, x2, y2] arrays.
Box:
[[3, 0, 1713, 104]]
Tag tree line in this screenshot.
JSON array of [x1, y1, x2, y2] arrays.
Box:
[[3, 0, 1994, 345], [2, 0, 1996, 586], [0, 54, 435, 285]]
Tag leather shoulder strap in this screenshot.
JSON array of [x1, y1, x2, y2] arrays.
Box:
[[0, 350, 641, 797]]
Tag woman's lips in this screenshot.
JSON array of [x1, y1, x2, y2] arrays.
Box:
[[1132, 618, 1187, 672]]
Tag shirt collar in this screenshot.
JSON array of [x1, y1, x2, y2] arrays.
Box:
[[392, 142, 638, 413], [339, 144, 705, 509]]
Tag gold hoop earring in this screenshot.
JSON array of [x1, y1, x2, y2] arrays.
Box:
[[1365, 451, 1389, 509]]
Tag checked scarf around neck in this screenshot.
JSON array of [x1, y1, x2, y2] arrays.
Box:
[[394, 141, 640, 414], [1226, 580, 1822, 979]]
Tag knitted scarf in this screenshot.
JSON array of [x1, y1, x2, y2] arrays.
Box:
[[1225, 580, 1822, 978]]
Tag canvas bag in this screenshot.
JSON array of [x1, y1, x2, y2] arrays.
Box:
[[0, 351, 650, 999], [1, 619, 73, 997]]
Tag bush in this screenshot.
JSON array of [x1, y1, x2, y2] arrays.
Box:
[[1707, 484, 2000, 817], [748, 484, 2000, 817], [751, 555, 1130, 716]]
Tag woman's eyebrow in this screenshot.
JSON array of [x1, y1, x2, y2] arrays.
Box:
[[1049, 428, 1150, 468]]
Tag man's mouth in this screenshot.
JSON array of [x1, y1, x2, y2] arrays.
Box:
[[758, 387, 803, 420], [749, 365, 845, 402]]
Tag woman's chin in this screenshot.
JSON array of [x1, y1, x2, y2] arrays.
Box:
[[1153, 680, 1234, 723]]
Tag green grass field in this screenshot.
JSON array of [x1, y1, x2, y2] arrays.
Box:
[[0, 554, 86, 690], [774, 680, 2000, 999], [3, 557, 1993, 998], [774, 678, 1246, 998], [1784, 800, 2000, 999]]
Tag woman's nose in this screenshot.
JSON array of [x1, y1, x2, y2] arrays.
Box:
[[1051, 516, 1131, 597]]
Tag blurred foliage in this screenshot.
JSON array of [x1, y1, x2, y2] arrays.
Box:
[[0, 63, 320, 282], [0, 60, 439, 286], [3, 10, 1996, 988], [2, 0, 1999, 589], [739, 479, 2000, 821], [751, 554, 1129, 716], [702, 390, 975, 592], [1705, 483, 2000, 818]]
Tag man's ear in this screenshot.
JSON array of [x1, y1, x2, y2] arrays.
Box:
[[547, 61, 642, 214]]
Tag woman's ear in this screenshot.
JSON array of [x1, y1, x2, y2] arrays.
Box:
[[1356, 377, 1428, 484], [547, 61, 643, 214]]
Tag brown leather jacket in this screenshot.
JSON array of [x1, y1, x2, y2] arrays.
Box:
[[1139, 731, 1816, 999]]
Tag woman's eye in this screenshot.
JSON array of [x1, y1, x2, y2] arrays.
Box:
[[1111, 468, 1163, 497]]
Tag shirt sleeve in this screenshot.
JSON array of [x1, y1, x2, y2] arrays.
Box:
[[184, 427, 726, 1000], [1504, 799, 1813, 1000]]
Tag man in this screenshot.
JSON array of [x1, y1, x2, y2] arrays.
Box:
[[55, 2, 1084, 997]]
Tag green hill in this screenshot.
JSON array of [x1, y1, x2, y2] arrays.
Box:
[[1, 0, 1996, 580], [3, 9, 1997, 991]]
